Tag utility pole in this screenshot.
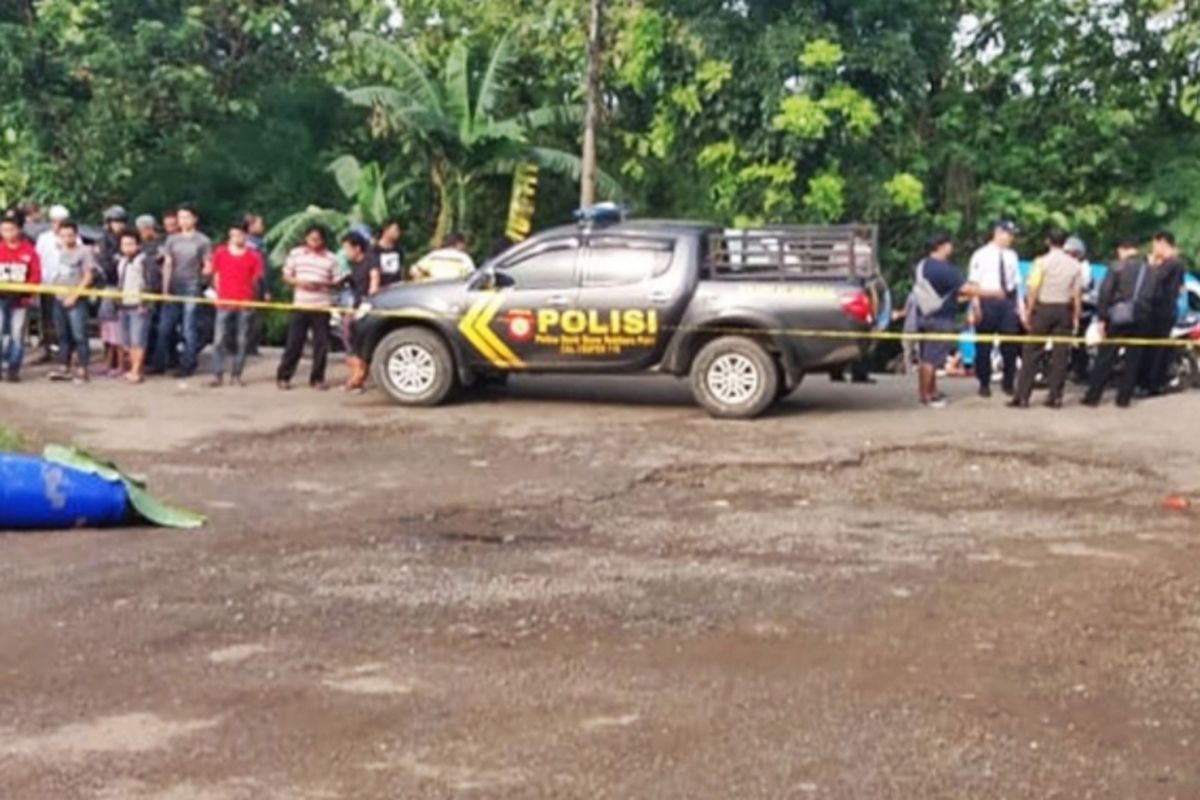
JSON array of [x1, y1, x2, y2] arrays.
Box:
[[580, 0, 603, 208]]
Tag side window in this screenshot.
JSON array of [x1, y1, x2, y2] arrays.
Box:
[[498, 241, 579, 290], [583, 241, 674, 288]]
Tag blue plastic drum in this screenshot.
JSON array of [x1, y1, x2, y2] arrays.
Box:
[[0, 454, 129, 530]]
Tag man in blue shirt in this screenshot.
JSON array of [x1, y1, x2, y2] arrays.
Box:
[[915, 232, 998, 408]]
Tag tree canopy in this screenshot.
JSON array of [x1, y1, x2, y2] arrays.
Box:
[[2, 0, 1198, 283]]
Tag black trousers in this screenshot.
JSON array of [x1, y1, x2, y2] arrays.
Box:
[[1139, 316, 1175, 394], [1015, 304, 1073, 403], [976, 298, 1020, 390], [1085, 324, 1144, 406], [276, 310, 330, 385]]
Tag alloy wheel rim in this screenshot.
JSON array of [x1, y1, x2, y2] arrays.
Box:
[[707, 353, 760, 404], [387, 344, 437, 395]]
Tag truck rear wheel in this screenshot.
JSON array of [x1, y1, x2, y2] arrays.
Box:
[[372, 327, 456, 407], [690, 336, 780, 419]]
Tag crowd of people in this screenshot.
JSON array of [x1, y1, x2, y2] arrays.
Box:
[[911, 220, 1190, 410], [0, 201, 1194, 411], [0, 202, 477, 392]]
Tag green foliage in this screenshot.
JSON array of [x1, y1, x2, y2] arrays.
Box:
[[343, 28, 607, 245], [773, 96, 831, 140], [615, 7, 668, 92], [820, 85, 880, 140], [0, 425, 26, 452], [2, 0, 1199, 291], [803, 172, 846, 222], [799, 39, 844, 71], [884, 173, 926, 215]]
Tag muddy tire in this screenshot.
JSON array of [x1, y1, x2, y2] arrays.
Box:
[[372, 327, 456, 407], [690, 336, 779, 419]]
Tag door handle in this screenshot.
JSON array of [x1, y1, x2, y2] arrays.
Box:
[[546, 295, 571, 307], [647, 291, 671, 305]]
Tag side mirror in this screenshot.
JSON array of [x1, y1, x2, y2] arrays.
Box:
[[469, 267, 496, 290]]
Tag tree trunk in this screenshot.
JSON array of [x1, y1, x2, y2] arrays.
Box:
[[430, 161, 453, 248], [580, 0, 604, 208], [455, 175, 470, 240]]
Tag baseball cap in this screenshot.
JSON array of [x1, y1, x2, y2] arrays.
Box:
[[48, 204, 70, 222], [103, 205, 128, 222], [993, 219, 1018, 234], [135, 214, 157, 231], [1064, 236, 1087, 257], [0, 208, 22, 227]]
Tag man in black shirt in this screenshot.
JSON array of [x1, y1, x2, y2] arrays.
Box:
[[1083, 239, 1154, 408], [1140, 231, 1186, 395], [341, 231, 381, 392], [374, 219, 406, 287]]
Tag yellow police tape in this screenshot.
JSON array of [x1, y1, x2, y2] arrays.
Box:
[[1, 281, 1195, 350]]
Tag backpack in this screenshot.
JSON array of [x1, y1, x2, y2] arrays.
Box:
[[912, 259, 947, 316], [1108, 260, 1147, 327]]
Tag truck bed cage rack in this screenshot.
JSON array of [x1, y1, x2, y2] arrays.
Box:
[[706, 224, 879, 280]]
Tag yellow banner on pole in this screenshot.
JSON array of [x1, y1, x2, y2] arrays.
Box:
[[505, 163, 539, 242]]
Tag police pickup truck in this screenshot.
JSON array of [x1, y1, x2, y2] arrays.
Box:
[[356, 219, 887, 419]]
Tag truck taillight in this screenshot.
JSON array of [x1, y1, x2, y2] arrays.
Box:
[[840, 291, 874, 324], [1189, 325, 1200, 341]]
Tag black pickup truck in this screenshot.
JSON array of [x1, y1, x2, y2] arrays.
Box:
[[355, 219, 887, 418]]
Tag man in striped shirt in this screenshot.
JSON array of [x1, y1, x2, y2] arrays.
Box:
[[276, 224, 338, 390]]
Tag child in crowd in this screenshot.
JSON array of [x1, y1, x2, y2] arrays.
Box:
[[115, 230, 151, 383]]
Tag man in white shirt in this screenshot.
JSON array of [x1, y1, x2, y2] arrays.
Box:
[[32, 204, 70, 364], [967, 219, 1022, 397]]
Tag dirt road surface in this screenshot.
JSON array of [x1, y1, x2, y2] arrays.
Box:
[[3, 354, 1200, 799]]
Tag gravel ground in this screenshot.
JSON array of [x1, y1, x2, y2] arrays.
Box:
[[2, 354, 1199, 799]]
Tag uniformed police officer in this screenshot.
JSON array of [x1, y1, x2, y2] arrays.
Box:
[[967, 220, 1022, 397], [1010, 229, 1082, 409]]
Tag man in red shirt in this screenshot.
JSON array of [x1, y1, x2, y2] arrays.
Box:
[[0, 208, 42, 382], [204, 220, 264, 387]]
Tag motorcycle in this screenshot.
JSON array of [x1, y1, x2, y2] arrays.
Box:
[[1165, 315, 1200, 392]]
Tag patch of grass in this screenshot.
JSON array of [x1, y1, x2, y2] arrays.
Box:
[[0, 425, 27, 452]]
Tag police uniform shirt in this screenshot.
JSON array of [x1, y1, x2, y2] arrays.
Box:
[[1028, 249, 1082, 305]]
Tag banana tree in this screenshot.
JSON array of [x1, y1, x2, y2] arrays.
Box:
[[266, 155, 413, 265], [343, 29, 621, 246]]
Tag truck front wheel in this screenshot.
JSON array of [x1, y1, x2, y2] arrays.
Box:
[[372, 327, 456, 407], [690, 336, 780, 419]]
